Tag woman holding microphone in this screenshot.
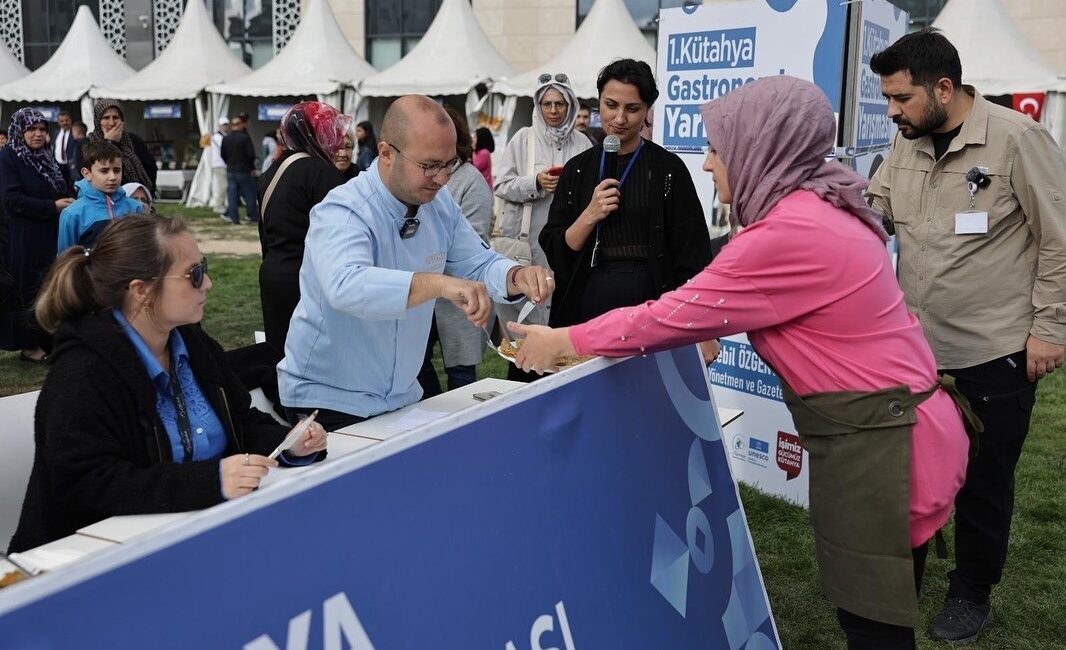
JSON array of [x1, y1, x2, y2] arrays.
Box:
[[538, 59, 710, 329]]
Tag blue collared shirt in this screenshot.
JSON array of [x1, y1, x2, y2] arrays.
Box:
[[113, 309, 227, 462], [278, 160, 519, 417]]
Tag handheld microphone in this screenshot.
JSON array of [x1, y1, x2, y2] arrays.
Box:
[[602, 135, 620, 181]]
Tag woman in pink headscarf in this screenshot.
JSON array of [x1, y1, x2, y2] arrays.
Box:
[[511, 76, 976, 649]]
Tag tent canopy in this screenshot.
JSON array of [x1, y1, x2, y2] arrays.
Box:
[[932, 0, 1062, 95], [358, 0, 515, 97], [208, 0, 375, 98], [491, 0, 655, 99], [92, 0, 250, 101], [0, 6, 133, 102], [0, 42, 29, 87]]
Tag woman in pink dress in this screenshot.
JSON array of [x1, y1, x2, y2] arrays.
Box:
[[511, 77, 976, 649]]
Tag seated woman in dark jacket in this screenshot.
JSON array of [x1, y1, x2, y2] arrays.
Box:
[[8, 215, 327, 552], [539, 59, 712, 327]]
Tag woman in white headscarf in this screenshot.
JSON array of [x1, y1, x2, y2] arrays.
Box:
[[494, 73, 591, 380]]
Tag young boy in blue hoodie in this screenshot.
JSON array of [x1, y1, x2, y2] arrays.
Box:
[[57, 140, 143, 251]]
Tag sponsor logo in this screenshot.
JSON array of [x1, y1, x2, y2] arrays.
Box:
[[731, 434, 746, 460], [776, 432, 803, 481], [747, 437, 770, 468]]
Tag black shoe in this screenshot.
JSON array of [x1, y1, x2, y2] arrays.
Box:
[[929, 597, 992, 645]]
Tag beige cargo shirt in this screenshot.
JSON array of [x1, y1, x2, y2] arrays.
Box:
[[867, 89, 1066, 369]]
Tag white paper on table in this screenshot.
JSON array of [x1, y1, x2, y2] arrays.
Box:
[[8, 548, 85, 573], [257, 464, 318, 490], [77, 512, 191, 544], [383, 408, 445, 433]]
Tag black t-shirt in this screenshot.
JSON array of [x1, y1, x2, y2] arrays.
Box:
[[931, 123, 963, 160], [599, 149, 652, 261]]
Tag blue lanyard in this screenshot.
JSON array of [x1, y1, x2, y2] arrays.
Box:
[[592, 139, 644, 267], [597, 139, 644, 187]]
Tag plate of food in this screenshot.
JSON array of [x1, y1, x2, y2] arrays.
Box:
[[496, 338, 595, 371]]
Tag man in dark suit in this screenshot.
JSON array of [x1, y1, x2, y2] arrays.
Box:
[[52, 111, 77, 183]]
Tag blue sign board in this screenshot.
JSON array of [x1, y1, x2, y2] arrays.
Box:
[[29, 106, 60, 122], [143, 103, 182, 119], [0, 349, 778, 649], [259, 103, 293, 121]]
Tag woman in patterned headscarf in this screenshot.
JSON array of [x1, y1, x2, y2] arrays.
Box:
[[0, 108, 74, 361], [78, 99, 158, 194], [256, 101, 351, 359]]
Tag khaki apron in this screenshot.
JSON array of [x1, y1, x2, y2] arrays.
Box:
[[775, 372, 981, 628]]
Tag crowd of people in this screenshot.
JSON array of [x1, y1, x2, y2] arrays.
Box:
[[0, 27, 1063, 650]]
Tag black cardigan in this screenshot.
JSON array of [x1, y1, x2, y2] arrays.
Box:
[[9, 312, 289, 552], [539, 139, 712, 327]]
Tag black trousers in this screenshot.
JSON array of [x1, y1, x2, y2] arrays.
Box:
[[941, 350, 1036, 603], [418, 316, 477, 396], [836, 544, 928, 649], [283, 405, 366, 431]]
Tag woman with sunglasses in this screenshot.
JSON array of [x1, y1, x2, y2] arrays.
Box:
[[493, 72, 592, 380], [8, 215, 327, 552]]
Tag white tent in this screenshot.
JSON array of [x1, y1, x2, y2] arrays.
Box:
[[207, 0, 375, 109], [357, 0, 516, 98], [90, 0, 251, 208], [92, 0, 250, 101], [0, 42, 28, 87], [0, 6, 133, 129], [491, 0, 656, 99], [932, 0, 1066, 149], [932, 0, 1061, 95]]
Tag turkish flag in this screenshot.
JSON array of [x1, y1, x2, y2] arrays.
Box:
[[1012, 92, 1045, 121]]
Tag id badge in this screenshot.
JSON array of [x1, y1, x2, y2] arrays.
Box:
[[954, 211, 988, 235]]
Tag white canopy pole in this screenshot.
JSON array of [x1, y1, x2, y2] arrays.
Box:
[[185, 93, 212, 207]]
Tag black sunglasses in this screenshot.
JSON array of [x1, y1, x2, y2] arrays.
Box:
[[153, 257, 208, 289], [538, 73, 570, 85]]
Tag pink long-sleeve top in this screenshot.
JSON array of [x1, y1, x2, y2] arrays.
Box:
[[570, 190, 969, 547], [473, 149, 493, 188]]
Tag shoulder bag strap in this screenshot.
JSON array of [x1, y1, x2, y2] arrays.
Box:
[[519, 129, 536, 242], [261, 152, 311, 221]]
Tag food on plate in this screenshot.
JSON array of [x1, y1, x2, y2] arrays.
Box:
[[497, 339, 594, 369], [0, 570, 26, 588]]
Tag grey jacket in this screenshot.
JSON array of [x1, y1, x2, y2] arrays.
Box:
[[435, 163, 494, 368]]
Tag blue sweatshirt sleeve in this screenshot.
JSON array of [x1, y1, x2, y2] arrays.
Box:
[[57, 203, 83, 251]]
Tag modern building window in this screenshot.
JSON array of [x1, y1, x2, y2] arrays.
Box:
[[365, 0, 443, 69], [211, 0, 274, 69], [21, 0, 96, 70]]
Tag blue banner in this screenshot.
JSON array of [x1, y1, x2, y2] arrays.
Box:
[[143, 103, 182, 119], [259, 103, 293, 121], [709, 339, 784, 402], [0, 349, 778, 649]]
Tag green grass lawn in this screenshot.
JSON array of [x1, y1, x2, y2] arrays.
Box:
[[2, 207, 1062, 646]]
